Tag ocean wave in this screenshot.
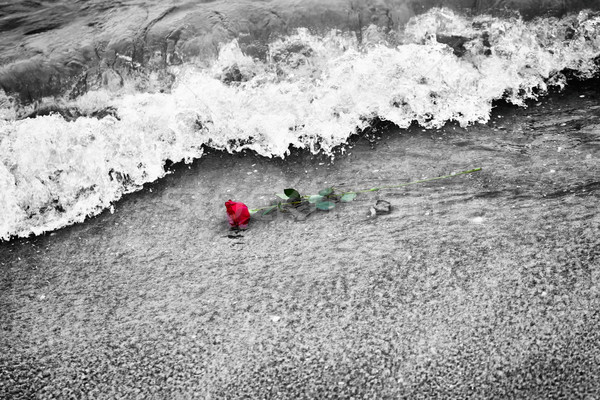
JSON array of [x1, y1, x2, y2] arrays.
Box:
[[1, 8, 600, 240]]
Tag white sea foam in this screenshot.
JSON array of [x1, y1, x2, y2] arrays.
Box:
[[1, 8, 599, 240]]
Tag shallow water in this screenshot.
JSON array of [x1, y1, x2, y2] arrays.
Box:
[[1, 2, 600, 240]]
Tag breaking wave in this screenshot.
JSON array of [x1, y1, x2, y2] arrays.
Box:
[[1, 8, 600, 240]]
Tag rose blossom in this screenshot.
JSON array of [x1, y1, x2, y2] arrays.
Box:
[[225, 200, 250, 229]]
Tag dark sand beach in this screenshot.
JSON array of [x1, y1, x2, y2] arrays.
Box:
[[1, 80, 599, 398]]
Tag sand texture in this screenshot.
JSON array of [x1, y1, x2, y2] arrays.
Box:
[[1, 81, 600, 398]]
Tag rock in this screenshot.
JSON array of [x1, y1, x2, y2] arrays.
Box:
[[368, 200, 392, 217], [374, 200, 391, 215]]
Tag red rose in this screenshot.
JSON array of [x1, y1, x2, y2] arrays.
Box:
[[225, 200, 250, 229]]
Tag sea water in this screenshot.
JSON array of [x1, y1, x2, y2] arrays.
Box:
[[1, 7, 599, 240]]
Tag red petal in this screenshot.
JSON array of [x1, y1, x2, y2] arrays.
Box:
[[225, 200, 250, 228]]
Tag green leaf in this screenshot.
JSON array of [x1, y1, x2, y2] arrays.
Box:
[[340, 192, 357, 202], [316, 201, 336, 210], [284, 188, 301, 200], [369, 187, 380, 192], [319, 187, 334, 196], [275, 193, 288, 199], [308, 195, 324, 204]]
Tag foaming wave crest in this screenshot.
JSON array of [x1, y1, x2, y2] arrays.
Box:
[[1, 8, 600, 240]]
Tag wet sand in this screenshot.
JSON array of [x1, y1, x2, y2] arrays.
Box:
[[1, 81, 600, 398]]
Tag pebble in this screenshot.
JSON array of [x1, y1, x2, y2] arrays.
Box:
[[373, 200, 391, 215]]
